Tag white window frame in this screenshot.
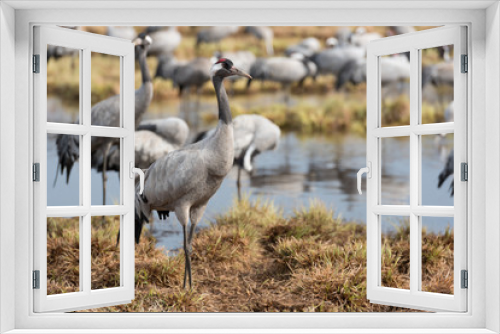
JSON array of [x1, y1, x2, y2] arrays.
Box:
[[0, 1, 499, 333], [33, 25, 136, 313], [366, 26, 467, 312]]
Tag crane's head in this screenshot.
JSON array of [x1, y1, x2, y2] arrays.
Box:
[[133, 33, 153, 49], [210, 58, 252, 80]]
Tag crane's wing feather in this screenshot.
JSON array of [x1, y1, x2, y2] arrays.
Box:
[[143, 148, 206, 209], [90, 95, 121, 127]]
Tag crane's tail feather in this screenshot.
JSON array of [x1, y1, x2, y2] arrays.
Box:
[[55, 134, 80, 184], [437, 170, 449, 188]]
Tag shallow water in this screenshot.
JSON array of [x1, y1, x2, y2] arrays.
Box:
[[47, 93, 454, 253]]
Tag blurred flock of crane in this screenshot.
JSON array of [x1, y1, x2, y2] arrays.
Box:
[[51, 25, 455, 219], [48, 26, 456, 287]]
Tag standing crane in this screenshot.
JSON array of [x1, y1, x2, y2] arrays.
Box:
[[135, 58, 251, 288], [56, 33, 153, 204], [247, 55, 317, 103]]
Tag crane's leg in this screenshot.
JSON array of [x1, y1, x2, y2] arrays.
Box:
[[102, 142, 112, 206], [237, 166, 242, 201], [188, 205, 207, 288], [284, 84, 292, 106], [175, 206, 191, 289]]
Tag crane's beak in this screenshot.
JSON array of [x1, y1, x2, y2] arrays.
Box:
[[230, 67, 252, 79]]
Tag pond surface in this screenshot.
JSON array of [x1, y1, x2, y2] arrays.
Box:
[[47, 93, 454, 253]]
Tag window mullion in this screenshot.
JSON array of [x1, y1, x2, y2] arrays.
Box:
[[82, 47, 92, 294], [409, 47, 420, 295]]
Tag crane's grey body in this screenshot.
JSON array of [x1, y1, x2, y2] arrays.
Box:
[[98, 117, 189, 171], [285, 37, 321, 58], [100, 129, 183, 171], [249, 56, 317, 87], [138, 121, 233, 215], [135, 58, 251, 288], [197, 114, 280, 190], [173, 57, 212, 94], [138, 117, 189, 147], [311, 45, 365, 77], [196, 26, 238, 47], [106, 26, 136, 40], [336, 53, 409, 90], [244, 26, 274, 55], [155, 54, 187, 82], [145, 26, 182, 57]]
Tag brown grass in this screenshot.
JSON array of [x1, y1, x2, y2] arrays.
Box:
[[46, 198, 454, 312]]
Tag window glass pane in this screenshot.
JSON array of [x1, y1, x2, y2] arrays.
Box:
[[421, 134, 454, 206], [47, 216, 80, 295], [381, 137, 410, 205], [421, 45, 454, 124], [421, 216, 454, 295], [92, 215, 121, 290], [91, 137, 121, 205], [47, 45, 80, 124], [380, 52, 410, 127], [91, 52, 121, 127], [47, 133, 80, 206], [381, 215, 410, 290]]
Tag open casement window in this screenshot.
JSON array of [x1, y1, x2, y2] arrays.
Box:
[[364, 26, 467, 312], [33, 26, 136, 312]]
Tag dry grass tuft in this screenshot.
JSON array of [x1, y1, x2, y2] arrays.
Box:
[[46, 199, 453, 312]]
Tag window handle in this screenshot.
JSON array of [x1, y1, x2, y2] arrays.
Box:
[[129, 162, 145, 195], [357, 162, 372, 195]]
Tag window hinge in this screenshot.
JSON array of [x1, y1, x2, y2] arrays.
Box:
[[461, 162, 468, 181], [33, 163, 40, 182], [461, 54, 468, 73], [33, 270, 40, 289], [33, 54, 40, 73], [461, 270, 468, 289]]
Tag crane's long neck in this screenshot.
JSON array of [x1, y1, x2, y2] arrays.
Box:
[[212, 76, 232, 125], [135, 46, 153, 125], [138, 47, 152, 84]]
